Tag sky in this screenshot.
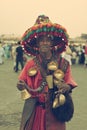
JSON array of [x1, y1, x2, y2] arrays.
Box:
[[0, 0, 87, 38]]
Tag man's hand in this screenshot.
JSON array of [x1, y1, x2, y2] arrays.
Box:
[[16, 80, 26, 91], [56, 82, 72, 94]]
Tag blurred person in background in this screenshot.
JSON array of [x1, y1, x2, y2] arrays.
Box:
[[71, 51, 77, 65], [62, 45, 72, 65], [14, 41, 24, 72], [0, 43, 5, 64], [84, 42, 87, 68], [78, 46, 85, 65], [4, 43, 11, 59]]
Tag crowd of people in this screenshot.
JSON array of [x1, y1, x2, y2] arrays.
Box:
[[0, 41, 28, 71], [62, 42, 87, 66], [0, 41, 87, 66], [0, 39, 87, 73]]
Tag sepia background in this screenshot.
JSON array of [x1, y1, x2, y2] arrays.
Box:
[[0, 0, 87, 38]]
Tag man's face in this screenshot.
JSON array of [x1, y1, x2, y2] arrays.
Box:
[[37, 36, 53, 59], [38, 37, 52, 53]]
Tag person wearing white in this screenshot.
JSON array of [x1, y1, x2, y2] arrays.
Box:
[[0, 44, 5, 64], [62, 46, 72, 65]]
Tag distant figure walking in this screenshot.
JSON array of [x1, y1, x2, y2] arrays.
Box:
[[14, 41, 24, 72], [0, 44, 5, 64], [84, 42, 87, 68], [62, 46, 72, 65]]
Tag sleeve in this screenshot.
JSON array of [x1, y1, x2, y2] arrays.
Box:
[[18, 60, 34, 82], [18, 59, 41, 89], [64, 65, 78, 89], [18, 62, 28, 82]]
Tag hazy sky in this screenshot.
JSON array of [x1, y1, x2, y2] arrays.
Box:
[[0, 0, 87, 37]]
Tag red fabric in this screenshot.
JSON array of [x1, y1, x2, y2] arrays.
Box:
[[64, 65, 77, 88], [19, 58, 77, 130], [85, 45, 87, 54], [32, 106, 46, 130]]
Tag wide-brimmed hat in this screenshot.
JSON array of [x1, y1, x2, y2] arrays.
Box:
[[21, 15, 69, 56]]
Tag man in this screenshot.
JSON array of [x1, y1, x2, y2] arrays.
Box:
[[15, 41, 24, 72], [0, 43, 5, 64], [84, 42, 87, 68], [17, 15, 77, 130]]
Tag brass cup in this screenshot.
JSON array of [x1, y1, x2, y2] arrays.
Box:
[[28, 67, 37, 76], [21, 89, 31, 100], [46, 75, 53, 89], [53, 97, 59, 108], [52, 94, 66, 108], [59, 94, 66, 105], [53, 79, 61, 86], [53, 69, 64, 80], [47, 61, 58, 71]]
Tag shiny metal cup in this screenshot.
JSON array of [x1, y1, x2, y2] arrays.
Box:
[[47, 61, 58, 71], [46, 75, 53, 89], [53, 94, 66, 108], [21, 89, 31, 100]]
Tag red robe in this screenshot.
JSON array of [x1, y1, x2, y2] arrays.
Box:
[[18, 58, 77, 130]]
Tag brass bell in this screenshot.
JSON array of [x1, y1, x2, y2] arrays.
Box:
[[59, 94, 66, 105], [53, 69, 64, 80], [53, 79, 61, 86], [47, 61, 58, 71], [46, 75, 53, 89], [52, 94, 66, 108], [53, 97, 59, 108], [21, 89, 31, 100], [28, 67, 37, 76]]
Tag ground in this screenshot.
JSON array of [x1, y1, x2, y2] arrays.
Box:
[[0, 58, 87, 130]]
